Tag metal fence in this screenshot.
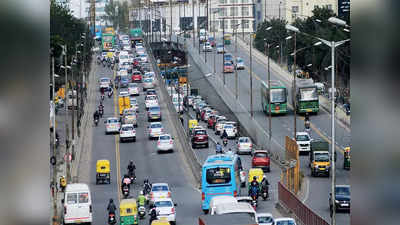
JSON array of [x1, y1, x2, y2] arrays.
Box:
[[278, 182, 330, 225]]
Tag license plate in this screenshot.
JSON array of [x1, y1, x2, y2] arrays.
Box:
[[341, 203, 349, 207], [75, 220, 81, 223], [319, 168, 325, 170], [306, 109, 312, 112], [159, 196, 165, 198]]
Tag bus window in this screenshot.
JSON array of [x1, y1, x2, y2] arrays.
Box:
[[270, 89, 286, 103], [206, 167, 231, 184], [300, 87, 318, 101]]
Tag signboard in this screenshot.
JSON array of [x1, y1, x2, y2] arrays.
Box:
[[197, 16, 208, 30], [338, 0, 350, 21], [180, 17, 193, 31]]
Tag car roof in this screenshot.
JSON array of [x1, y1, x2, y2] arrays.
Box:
[[107, 117, 119, 121], [153, 197, 173, 202], [152, 182, 168, 187], [254, 150, 268, 153], [274, 217, 295, 222], [121, 124, 134, 127], [150, 122, 162, 125], [296, 132, 309, 135]]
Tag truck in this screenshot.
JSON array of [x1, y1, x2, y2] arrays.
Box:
[[309, 140, 331, 177], [198, 214, 257, 225], [295, 78, 319, 114], [130, 28, 143, 47], [118, 94, 130, 115]]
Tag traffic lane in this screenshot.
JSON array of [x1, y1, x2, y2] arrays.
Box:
[[89, 64, 120, 224], [117, 76, 202, 224]]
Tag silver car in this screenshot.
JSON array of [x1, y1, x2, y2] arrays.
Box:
[[148, 122, 164, 140], [142, 78, 155, 91], [237, 137, 253, 154], [105, 117, 120, 135]]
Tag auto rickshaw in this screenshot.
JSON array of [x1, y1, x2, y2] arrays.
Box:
[[223, 34, 232, 45], [120, 199, 138, 225], [151, 218, 170, 225], [188, 119, 198, 135], [96, 159, 111, 184], [247, 168, 264, 184], [343, 147, 351, 170]]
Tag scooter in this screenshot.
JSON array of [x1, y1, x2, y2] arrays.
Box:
[[108, 213, 116, 225], [138, 206, 146, 219], [223, 138, 228, 147], [101, 94, 105, 101], [128, 171, 136, 183], [108, 90, 113, 98], [251, 194, 258, 210], [261, 185, 269, 201], [122, 185, 129, 199], [94, 118, 99, 126]]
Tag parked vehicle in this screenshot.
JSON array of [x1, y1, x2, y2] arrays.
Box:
[[63, 183, 93, 225]]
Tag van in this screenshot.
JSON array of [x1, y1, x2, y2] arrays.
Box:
[[63, 183, 92, 224], [209, 195, 237, 215]]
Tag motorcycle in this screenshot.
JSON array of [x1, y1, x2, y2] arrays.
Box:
[[122, 185, 129, 199], [261, 185, 269, 201], [108, 213, 116, 225], [108, 90, 113, 98], [138, 206, 146, 219], [101, 94, 105, 101], [251, 194, 258, 210], [94, 118, 99, 126], [223, 138, 228, 147], [99, 109, 104, 118], [128, 171, 136, 183]]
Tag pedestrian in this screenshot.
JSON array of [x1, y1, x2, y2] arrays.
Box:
[[179, 112, 184, 125], [59, 176, 67, 192]]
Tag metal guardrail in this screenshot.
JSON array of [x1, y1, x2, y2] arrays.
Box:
[[278, 182, 329, 225], [145, 40, 203, 185]]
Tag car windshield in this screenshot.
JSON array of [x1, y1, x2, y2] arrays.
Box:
[[206, 167, 231, 185], [121, 78, 129, 82], [195, 130, 206, 135], [270, 88, 286, 103], [224, 62, 232, 66], [255, 152, 267, 158], [149, 107, 160, 112], [129, 83, 137, 87], [276, 221, 296, 225], [121, 126, 133, 131], [315, 153, 330, 162], [66, 193, 77, 204], [336, 186, 350, 196], [239, 138, 249, 143], [300, 87, 318, 101], [147, 96, 157, 100], [152, 185, 168, 191], [224, 125, 233, 129], [159, 135, 170, 141], [100, 78, 110, 82], [150, 123, 162, 128], [296, 135, 310, 141], [108, 119, 119, 123], [144, 79, 152, 82], [119, 55, 128, 59], [237, 58, 243, 63], [258, 216, 274, 223], [217, 44, 223, 48], [155, 201, 173, 207]]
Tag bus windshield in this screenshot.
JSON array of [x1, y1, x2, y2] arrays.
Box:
[[206, 167, 231, 185], [103, 35, 113, 42], [315, 153, 330, 162], [300, 87, 318, 101], [270, 88, 286, 103]]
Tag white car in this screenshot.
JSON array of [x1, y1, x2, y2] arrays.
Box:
[[235, 57, 245, 70], [203, 42, 213, 52], [157, 134, 174, 152], [119, 124, 136, 142], [145, 95, 158, 110], [215, 117, 227, 135], [237, 137, 253, 154], [216, 44, 225, 54], [149, 183, 171, 203], [105, 117, 120, 135], [274, 217, 297, 225], [142, 78, 155, 91], [138, 53, 148, 62], [117, 69, 128, 77], [128, 83, 140, 96], [154, 198, 176, 224], [221, 124, 236, 139], [148, 122, 164, 140], [256, 213, 274, 225], [296, 132, 312, 153], [173, 102, 183, 113], [99, 77, 111, 90]]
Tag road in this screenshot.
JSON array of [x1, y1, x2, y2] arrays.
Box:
[[183, 35, 350, 225]]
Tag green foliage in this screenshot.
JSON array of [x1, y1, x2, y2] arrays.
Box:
[[105, 0, 130, 32]]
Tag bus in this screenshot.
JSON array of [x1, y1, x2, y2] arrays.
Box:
[[201, 154, 244, 214], [130, 28, 143, 47], [102, 33, 115, 51], [260, 80, 288, 115], [295, 78, 319, 114]]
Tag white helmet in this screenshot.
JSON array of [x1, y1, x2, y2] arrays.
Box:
[[140, 191, 144, 195]]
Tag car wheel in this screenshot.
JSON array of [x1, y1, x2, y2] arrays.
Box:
[[205, 143, 209, 148], [96, 179, 98, 185], [192, 143, 195, 148], [133, 138, 136, 142], [267, 167, 270, 173], [105, 131, 108, 135], [203, 209, 209, 214]]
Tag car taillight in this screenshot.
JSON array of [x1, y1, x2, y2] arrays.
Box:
[[169, 140, 173, 144], [157, 141, 160, 145], [149, 129, 152, 133], [237, 144, 240, 148], [202, 192, 205, 201], [150, 193, 153, 198], [168, 192, 171, 197], [250, 144, 253, 148], [64, 206, 67, 215], [120, 131, 123, 134], [161, 128, 164, 132], [89, 205, 92, 213], [234, 190, 237, 197], [171, 207, 175, 214]]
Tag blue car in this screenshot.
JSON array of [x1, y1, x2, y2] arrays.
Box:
[[120, 76, 130, 88]]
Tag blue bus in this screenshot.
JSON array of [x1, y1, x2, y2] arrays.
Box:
[[201, 154, 243, 214]]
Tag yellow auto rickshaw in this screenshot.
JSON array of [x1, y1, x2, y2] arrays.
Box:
[[247, 168, 264, 184], [120, 199, 138, 225], [96, 159, 110, 184], [188, 119, 198, 135], [151, 218, 171, 225]]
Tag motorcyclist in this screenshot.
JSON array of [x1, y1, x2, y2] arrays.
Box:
[[148, 205, 158, 225], [122, 174, 131, 189], [107, 198, 117, 215], [59, 176, 67, 192], [260, 175, 270, 195], [221, 129, 228, 139], [93, 110, 100, 120], [98, 103, 104, 115], [143, 179, 152, 195], [248, 176, 260, 198], [215, 142, 223, 154], [127, 160, 136, 178], [226, 148, 233, 155], [137, 191, 146, 207]]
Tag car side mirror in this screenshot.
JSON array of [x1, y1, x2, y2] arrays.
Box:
[[174, 203, 177, 206], [61, 199, 64, 204], [104, 121, 107, 124]]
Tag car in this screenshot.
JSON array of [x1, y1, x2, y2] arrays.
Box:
[[296, 132, 312, 154], [99, 77, 111, 91], [138, 53, 148, 62], [223, 62, 234, 73], [157, 134, 174, 152], [146, 89, 157, 96], [207, 115, 217, 129], [105, 117, 120, 135], [186, 95, 194, 107], [148, 106, 162, 121], [148, 122, 164, 140], [121, 108, 138, 127], [208, 36, 215, 47], [209, 195, 237, 215], [236, 137, 253, 154], [149, 183, 171, 203], [274, 217, 297, 225], [252, 150, 270, 172], [119, 124, 136, 142], [220, 124, 236, 139], [117, 69, 128, 77], [145, 94, 159, 110], [330, 185, 350, 213], [214, 116, 227, 134], [153, 198, 176, 225], [224, 53, 233, 63], [144, 71, 155, 80], [120, 76, 130, 88], [131, 70, 142, 83], [203, 42, 213, 52], [128, 83, 140, 96], [129, 97, 139, 112], [191, 128, 209, 148], [256, 213, 274, 225], [143, 78, 155, 91], [235, 57, 245, 70], [216, 43, 225, 54]]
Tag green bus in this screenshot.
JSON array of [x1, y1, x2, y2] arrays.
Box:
[[102, 33, 115, 51], [130, 28, 143, 46], [260, 80, 288, 114], [295, 78, 319, 114]]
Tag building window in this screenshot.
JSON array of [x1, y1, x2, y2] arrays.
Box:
[[242, 20, 249, 28], [230, 0, 238, 3], [241, 6, 249, 16], [219, 0, 225, 4], [220, 19, 228, 29], [326, 4, 332, 10], [219, 8, 227, 17], [230, 7, 235, 16], [292, 6, 299, 13], [231, 19, 238, 29], [241, 0, 248, 3]]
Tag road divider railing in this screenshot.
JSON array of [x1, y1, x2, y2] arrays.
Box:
[[145, 41, 203, 186], [278, 182, 329, 225]]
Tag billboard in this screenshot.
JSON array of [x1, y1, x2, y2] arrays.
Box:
[[197, 16, 208, 30]]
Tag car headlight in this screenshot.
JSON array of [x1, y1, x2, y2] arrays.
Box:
[[314, 165, 319, 168], [335, 200, 339, 203]]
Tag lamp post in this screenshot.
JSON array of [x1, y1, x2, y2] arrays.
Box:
[[233, 23, 241, 100], [264, 26, 272, 148], [249, 33, 254, 118], [212, 8, 220, 75]]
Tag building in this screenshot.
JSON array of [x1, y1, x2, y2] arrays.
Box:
[[84, 0, 109, 26], [254, 0, 338, 28]]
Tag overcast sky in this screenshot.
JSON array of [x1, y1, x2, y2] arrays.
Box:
[[68, 0, 86, 19]]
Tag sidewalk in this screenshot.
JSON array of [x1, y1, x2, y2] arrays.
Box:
[[236, 35, 350, 128]]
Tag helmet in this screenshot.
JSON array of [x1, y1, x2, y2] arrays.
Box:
[[263, 175, 267, 179], [140, 191, 144, 195], [217, 142, 220, 145], [253, 176, 257, 180], [130, 160, 133, 164], [109, 198, 114, 203]]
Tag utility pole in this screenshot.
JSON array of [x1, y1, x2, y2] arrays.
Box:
[[192, 0, 195, 47], [213, 9, 216, 74], [250, 34, 253, 118], [234, 25, 238, 100], [64, 45, 71, 184], [330, 40, 336, 225], [293, 32, 297, 139], [51, 53, 57, 225], [222, 17, 225, 85], [267, 43, 272, 150], [169, 0, 172, 42], [198, 2, 201, 54]]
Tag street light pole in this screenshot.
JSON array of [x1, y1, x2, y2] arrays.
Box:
[[234, 24, 239, 100], [63, 45, 71, 184], [51, 54, 57, 223], [192, 0, 195, 47], [222, 18, 225, 85], [267, 43, 272, 149], [250, 33, 253, 118], [293, 32, 297, 139], [169, 0, 172, 42]]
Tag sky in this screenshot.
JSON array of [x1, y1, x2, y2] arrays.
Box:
[[68, 0, 85, 19]]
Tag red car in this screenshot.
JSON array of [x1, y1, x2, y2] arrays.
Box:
[[223, 62, 234, 73], [252, 150, 270, 172], [191, 128, 209, 148], [207, 115, 216, 129], [131, 70, 142, 82]]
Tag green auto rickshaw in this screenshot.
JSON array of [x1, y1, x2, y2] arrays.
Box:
[[120, 199, 138, 225], [343, 147, 350, 170]]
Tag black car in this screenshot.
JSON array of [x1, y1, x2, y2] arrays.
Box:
[[330, 185, 350, 213]]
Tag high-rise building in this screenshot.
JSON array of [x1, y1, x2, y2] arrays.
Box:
[[84, 0, 109, 26]]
